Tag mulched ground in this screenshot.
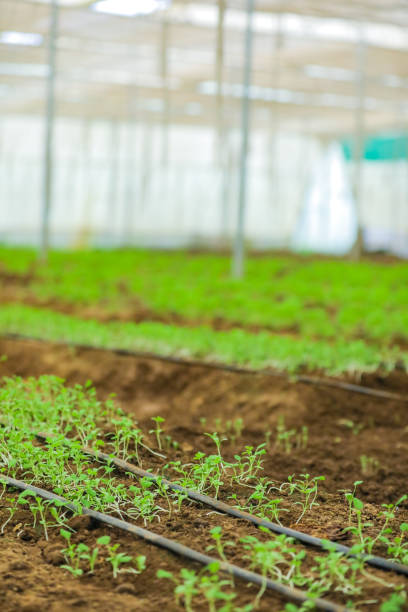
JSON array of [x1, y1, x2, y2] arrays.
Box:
[[0, 336, 407, 611]]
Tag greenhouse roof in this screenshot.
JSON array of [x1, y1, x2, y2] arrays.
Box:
[[1, 0, 407, 136]]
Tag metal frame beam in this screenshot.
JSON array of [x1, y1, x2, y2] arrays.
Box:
[[232, 0, 255, 278], [40, 0, 58, 261], [350, 23, 366, 260]]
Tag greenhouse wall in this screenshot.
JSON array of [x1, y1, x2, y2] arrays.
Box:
[[2, 114, 407, 255]]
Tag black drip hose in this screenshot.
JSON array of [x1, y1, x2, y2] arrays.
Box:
[[1, 475, 346, 612], [36, 432, 408, 578]]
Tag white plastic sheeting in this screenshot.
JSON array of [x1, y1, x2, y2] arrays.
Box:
[[0, 115, 319, 248], [293, 142, 357, 255], [1, 115, 408, 255]]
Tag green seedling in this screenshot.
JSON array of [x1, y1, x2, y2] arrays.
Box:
[[79, 541, 100, 573], [1, 372, 407, 611], [60, 528, 85, 577], [1, 496, 17, 533], [206, 526, 235, 564], [168, 449, 230, 498], [366, 496, 408, 556], [380, 590, 407, 612], [338, 419, 364, 436], [380, 523, 408, 564], [108, 549, 144, 579], [150, 416, 165, 450], [276, 417, 308, 454], [111, 417, 144, 463], [342, 481, 363, 526], [360, 455, 380, 476], [231, 444, 266, 484], [340, 494, 406, 561], [205, 432, 227, 461], [164, 453, 225, 497], [171, 489, 188, 513], [342, 496, 368, 549], [157, 568, 199, 612], [277, 474, 325, 523], [225, 417, 244, 443], [246, 483, 287, 525], [199, 566, 236, 611], [241, 531, 307, 603], [314, 541, 364, 596], [229, 477, 287, 524], [157, 563, 236, 612], [98, 534, 146, 578], [193, 453, 224, 497], [155, 475, 173, 516], [17, 491, 52, 540], [127, 479, 162, 524], [164, 434, 179, 450], [284, 604, 316, 612]]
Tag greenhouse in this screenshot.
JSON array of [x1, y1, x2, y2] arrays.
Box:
[[0, 1, 407, 610]]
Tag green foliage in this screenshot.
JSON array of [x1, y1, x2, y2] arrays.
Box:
[[60, 531, 146, 578], [0, 247, 408, 345], [157, 564, 237, 612], [276, 417, 308, 454], [60, 528, 86, 577], [275, 474, 325, 524], [380, 590, 407, 612], [149, 416, 165, 450], [0, 376, 163, 522], [0, 304, 405, 374], [360, 455, 380, 476], [0, 373, 407, 609], [206, 526, 235, 563]]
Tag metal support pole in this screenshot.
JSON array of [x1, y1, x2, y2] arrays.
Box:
[[122, 86, 138, 245], [405, 115, 408, 239], [140, 122, 153, 211], [269, 15, 281, 246], [215, 0, 228, 242], [108, 120, 120, 241], [232, 0, 255, 278], [40, 0, 58, 261], [160, 19, 170, 168], [79, 119, 92, 247], [123, 120, 137, 245], [350, 24, 366, 260]]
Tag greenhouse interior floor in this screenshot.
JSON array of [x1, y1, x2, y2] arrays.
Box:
[[0, 249, 407, 611], [0, 335, 407, 610]]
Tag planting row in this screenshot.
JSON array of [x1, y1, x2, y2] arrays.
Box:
[[1, 248, 408, 343], [0, 375, 407, 610], [0, 305, 405, 374]]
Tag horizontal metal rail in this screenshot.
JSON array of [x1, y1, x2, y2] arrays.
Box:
[[36, 432, 408, 577], [1, 475, 346, 612], [3, 332, 407, 402]]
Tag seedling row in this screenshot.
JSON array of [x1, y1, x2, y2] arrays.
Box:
[[0, 375, 407, 611]]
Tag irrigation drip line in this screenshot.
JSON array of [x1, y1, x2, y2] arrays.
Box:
[[296, 375, 407, 401], [1, 475, 346, 612], [37, 432, 408, 578], [3, 332, 408, 402]]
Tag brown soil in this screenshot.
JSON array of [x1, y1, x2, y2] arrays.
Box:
[[0, 337, 407, 610]]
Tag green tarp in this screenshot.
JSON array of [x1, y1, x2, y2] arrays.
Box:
[[342, 134, 408, 161]]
